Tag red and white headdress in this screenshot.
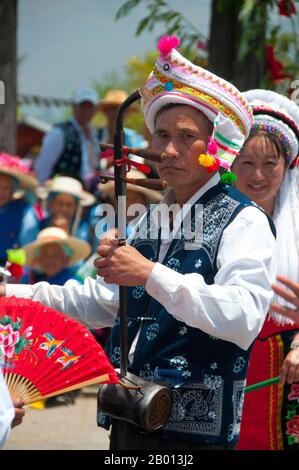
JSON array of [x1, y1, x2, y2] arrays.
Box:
[[140, 35, 253, 179]]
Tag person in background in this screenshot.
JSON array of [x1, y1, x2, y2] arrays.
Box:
[[20, 226, 91, 406], [0, 153, 40, 265], [21, 227, 91, 285], [37, 176, 96, 245], [34, 87, 100, 188], [232, 89, 299, 450]]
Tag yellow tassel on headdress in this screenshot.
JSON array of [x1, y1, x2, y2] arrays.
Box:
[[198, 154, 216, 168]]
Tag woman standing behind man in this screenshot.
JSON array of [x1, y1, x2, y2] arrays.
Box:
[[232, 90, 299, 449]]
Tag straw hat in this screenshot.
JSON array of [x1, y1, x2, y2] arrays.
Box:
[[23, 227, 91, 267], [36, 176, 96, 207], [98, 169, 162, 204], [98, 90, 129, 111], [0, 153, 38, 191]]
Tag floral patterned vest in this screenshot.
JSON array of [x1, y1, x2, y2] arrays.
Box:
[[107, 183, 275, 445]]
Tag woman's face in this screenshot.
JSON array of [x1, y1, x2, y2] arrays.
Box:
[[233, 134, 286, 213], [48, 194, 78, 221]]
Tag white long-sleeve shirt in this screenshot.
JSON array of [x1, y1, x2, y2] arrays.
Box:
[[6, 175, 276, 351], [34, 118, 99, 183]]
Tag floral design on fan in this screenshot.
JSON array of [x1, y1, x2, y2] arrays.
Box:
[[39, 333, 65, 358], [55, 347, 82, 370], [0, 315, 33, 359]]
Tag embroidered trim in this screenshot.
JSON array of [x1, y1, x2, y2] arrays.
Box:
[[149, 69, 247, 136], [163, 379, 224, 436]]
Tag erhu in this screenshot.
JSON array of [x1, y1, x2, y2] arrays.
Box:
[[97, 90, 172, 432]]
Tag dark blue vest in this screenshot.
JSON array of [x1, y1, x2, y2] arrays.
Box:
[[107, 183, 275, 445], [51, 121, 103, 179], [52, 121, 82, 178], [0, 200, 28, 263]]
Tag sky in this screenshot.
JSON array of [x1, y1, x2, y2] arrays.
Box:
[[18, 0, 211, 104]]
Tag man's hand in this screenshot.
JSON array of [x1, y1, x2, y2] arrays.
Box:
[[95, 241, 155, 286], [99, 228, 118, 247], [280, 348, 299, 385], [11, 400, 25, 428], [271, 276, 299, 324]]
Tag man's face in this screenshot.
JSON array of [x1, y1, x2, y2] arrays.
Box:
[[73, 101, 96, 126], [37, 243, 70, 277], [0, 173, 14, 208], [152, 105, 213, 194]]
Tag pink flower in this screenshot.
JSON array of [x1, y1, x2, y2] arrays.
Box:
[[286, 415, 299, 443], [288, 383, 299, 403], [0, 323, 20, 359], [278, 0, 296, 17]]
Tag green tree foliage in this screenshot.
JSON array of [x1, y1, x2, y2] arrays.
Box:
[[91, 52, 158, 134], [115, 0, 299, 91]]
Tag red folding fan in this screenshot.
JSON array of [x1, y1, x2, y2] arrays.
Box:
[[0, 296, 118, 404]]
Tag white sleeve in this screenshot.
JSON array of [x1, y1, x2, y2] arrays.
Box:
[[145, 206, 276, 350], [34, 127, 64, 183], [0, 371, 14, 449], [5, 276, 119, 329]]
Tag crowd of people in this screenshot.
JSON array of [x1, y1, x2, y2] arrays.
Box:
[[0, 36, 299, 451]]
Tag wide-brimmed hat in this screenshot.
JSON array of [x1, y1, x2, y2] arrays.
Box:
[[140, 35, 253, 172], [0, 153, 38, 191], [98, 169, 162, 203], [98, 89, 130, 111], [242, 89, 299, 167], [36, 176, 96, 207], [23, 227, 91, 267]]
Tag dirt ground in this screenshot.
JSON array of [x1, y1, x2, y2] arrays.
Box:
[[3, 385, 110, 450]]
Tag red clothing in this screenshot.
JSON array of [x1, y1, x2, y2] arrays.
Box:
[[238, 315, 299, 450]]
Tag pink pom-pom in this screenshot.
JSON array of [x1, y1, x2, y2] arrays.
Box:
[[207, 138, 218, 156], [157, 35, 180, 58]]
